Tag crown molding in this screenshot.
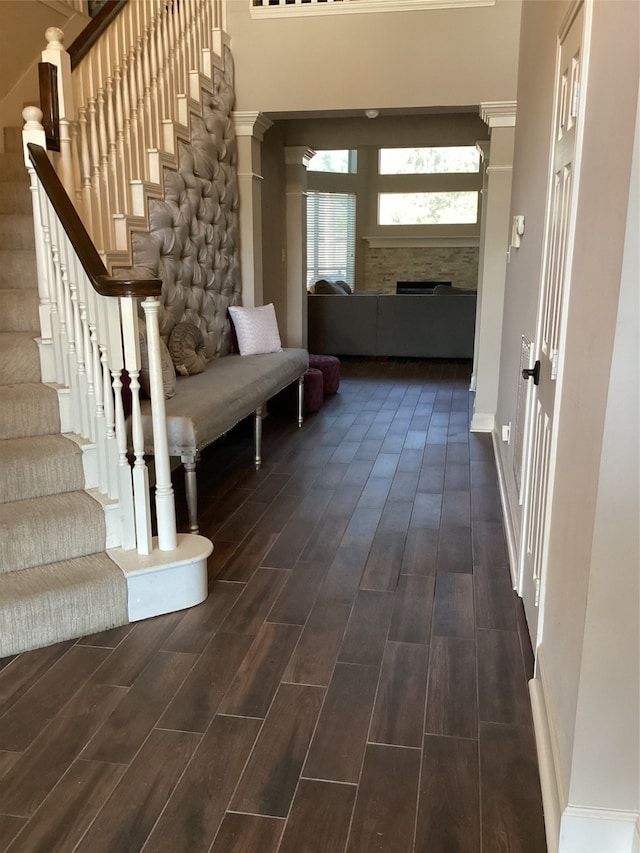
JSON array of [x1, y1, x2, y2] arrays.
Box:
[[480, 101, 517, 128], [251, 0, 495, 18], [285, 147, 316, 168], [233, 111, 273, 141]]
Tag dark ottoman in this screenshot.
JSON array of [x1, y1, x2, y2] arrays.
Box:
[[309, 353, 341, 395], [304, 367, 324, 413]]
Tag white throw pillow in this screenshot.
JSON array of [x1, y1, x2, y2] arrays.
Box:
[[228, 303, 283, 356]]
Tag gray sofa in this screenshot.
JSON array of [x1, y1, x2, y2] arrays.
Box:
[[308, 291, 477, 358]]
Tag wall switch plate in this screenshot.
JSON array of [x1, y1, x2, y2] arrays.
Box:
[[502, 423, 511, 443]]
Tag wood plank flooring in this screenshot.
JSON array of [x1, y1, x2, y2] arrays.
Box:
[[0, 358, 547, 852]]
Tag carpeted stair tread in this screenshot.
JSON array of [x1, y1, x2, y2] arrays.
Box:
[[0, 434, 85, 503], [0, 552, 129, 657], [0, 383, 60, 439], [0, 492, 106, 573], [0, 250, 37, 289], [0, 288, 39, 331], [0, 331, 40, 383], [0, 213, 35, 249]]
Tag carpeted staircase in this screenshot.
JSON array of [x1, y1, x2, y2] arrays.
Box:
[[0, 127, 129, 657]]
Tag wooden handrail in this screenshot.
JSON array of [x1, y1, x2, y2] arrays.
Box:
[[68, 0, 128, 70], [27, 142, 161, 299]]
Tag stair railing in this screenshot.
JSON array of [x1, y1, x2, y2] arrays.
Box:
[[40, 0, 225, 259], [25, 0, 226, 557], [22, 113, 177, 556]]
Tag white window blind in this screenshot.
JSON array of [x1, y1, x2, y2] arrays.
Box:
[[307, 192, 356, 289]]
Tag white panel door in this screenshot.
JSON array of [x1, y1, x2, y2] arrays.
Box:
[[519, 2, 586, 651]]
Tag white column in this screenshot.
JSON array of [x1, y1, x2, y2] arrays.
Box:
[[471, 102, 516, 432], [470, 139, 489, 393], [284, 146, 314, 349], [233, 111, 273, 309]]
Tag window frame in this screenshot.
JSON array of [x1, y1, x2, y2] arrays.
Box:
[[306, 190, 357, 290]]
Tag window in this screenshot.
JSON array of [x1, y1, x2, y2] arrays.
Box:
[[307, 192, 356, 289], [378, 191, 479, 225], [377, 145, 481, 226], [307, 150, 357, 174], [379, 146, 480, 174]]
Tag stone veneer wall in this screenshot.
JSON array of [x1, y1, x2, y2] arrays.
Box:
[[363, 246, 479, 293]]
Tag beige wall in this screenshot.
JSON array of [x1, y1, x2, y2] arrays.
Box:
[[226, 0, 520, 342], [494, 0, 639, 847], [227, 1, 522, 114], [0, 1, 89, 145]]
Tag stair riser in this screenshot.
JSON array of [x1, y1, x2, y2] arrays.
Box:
[[0, 250, 37, 289], [0, 383, 60, 440], [0, 435, 85, 503], [0, 334, 40, 383], [0, 183, 31, 214], [0, 553, 129, 657], [0, 153, 27, 181], [3, 127, 22, 154], [0, 289, 39, 331], [0, 214, 35, 249], [0, 493, 106, 573]]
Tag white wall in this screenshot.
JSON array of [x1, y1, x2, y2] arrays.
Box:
[[566, 77, 639, 830], [227, 0, 521, 114], [493, 1, 639, 848]]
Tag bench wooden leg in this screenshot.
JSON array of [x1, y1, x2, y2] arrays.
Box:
[[254, 406, 263, 470], [298, 375, 304, 428], [183, 458, 199, 533]]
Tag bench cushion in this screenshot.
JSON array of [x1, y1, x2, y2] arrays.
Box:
[[140, 348, 308, 457]]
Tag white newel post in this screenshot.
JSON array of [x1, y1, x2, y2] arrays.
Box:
[[42, 27, 76, 202], [120, 296, 152, 555], [141, 297, 177, 551]]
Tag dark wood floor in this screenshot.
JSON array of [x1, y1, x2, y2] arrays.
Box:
[[0, 358, 547, 852]]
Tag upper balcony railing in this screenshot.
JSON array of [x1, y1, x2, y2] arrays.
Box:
[[250, 0, 495, 19]]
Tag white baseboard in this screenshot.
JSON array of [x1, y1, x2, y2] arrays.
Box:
[[532, 647, 640, 853], [110, 533, 212, 621], [470, 411, 496, 432], [530, 675, 562, 853], [560, 806, 640, 852]]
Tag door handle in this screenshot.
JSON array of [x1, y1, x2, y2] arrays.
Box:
[[522, 360, 541, 385]]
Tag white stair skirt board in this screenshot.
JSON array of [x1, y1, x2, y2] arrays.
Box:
[[470, 412, 496, 432], [87, 489, 123, 550], [109, 533, 212, 622]]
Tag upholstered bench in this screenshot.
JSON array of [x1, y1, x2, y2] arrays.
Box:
[[139, 347, 308, 533]]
